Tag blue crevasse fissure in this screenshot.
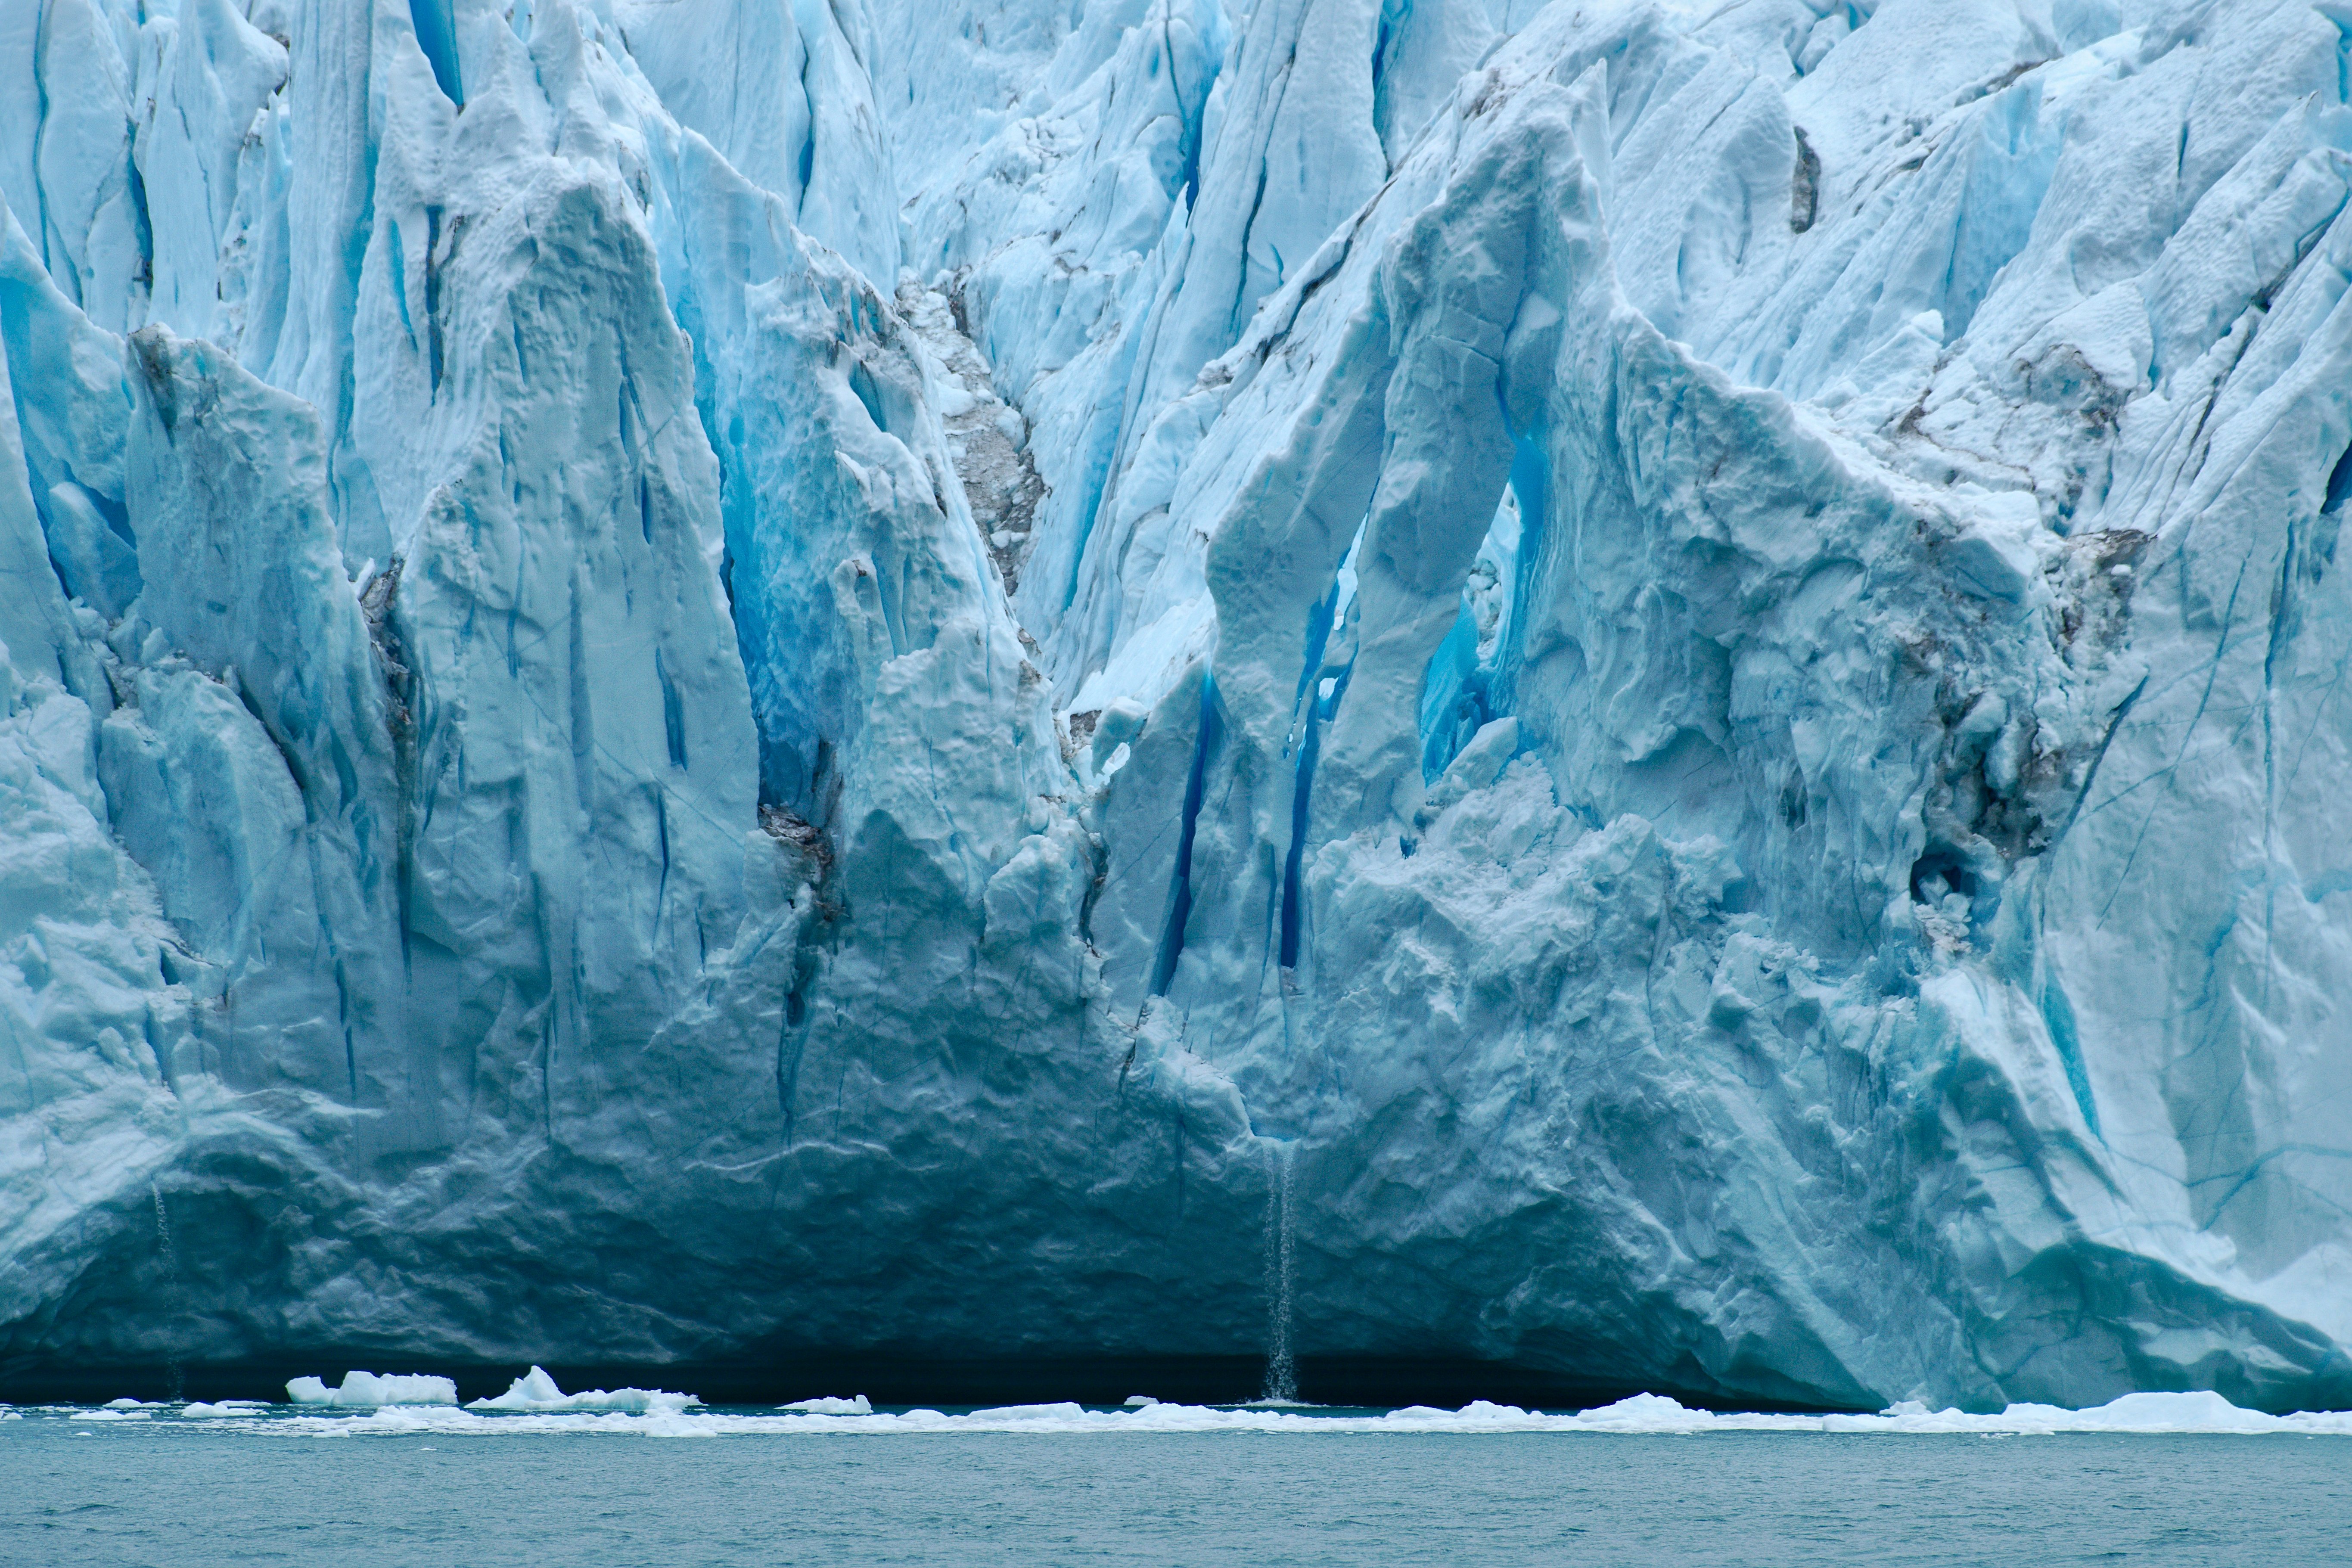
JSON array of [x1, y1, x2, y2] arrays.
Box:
[[1280, 531, 1361, 967], [1173, 4, 1227, 211], [1939, 84, 2059, 340], [2322, 441, 2352, 513], [409, 0, 465, 108], [2039, 976, 2103, 1140], [1151, 672, 1223, 998], [1278, 663, 1355, 969], [1277, 705, 1319, 968], [1058, 399, 1125, 612], [1419, 425, 1544, 781], [1418, 609, 1485, 782], [2, 0, 2345, 1419]]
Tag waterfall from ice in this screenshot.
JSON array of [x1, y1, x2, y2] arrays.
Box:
[[1259, 1138, 1298, 1403], [152, 1180, 183, 1400]]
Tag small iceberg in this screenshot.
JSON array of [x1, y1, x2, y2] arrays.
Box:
[[468, 1366, 701, 1414], [779, 1395, 871, 1415], [286, 1372, 459, 1408]]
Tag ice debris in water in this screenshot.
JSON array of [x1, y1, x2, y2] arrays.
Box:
[[779, 1396, 874, 1415], [469, 1367, 702, 1415], [286, 1373, 460, 1409], [153, 1392, 2352, 1438]]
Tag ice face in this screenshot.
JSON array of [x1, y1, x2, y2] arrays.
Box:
[[0, 0, 2348, 1416]]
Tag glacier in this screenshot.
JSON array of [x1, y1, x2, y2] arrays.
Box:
[[0, 0, 2349, 1415]]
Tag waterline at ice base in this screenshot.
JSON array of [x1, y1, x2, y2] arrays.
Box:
[[2, 0, 2350, 1421], [18, 1366, 2352, 1433]]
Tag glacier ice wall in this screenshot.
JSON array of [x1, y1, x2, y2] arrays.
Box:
[[1, 0, 2349, 1412]]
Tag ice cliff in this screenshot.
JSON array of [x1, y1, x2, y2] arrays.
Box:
[[2, 0, 2349, 1413]]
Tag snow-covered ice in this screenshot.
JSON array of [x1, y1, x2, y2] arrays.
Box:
[[286, 1372, 460, 1408], [468, 1366, 700, 1413], [30, 1388, 2351, 1439], [0, 0, 2349, 1417]]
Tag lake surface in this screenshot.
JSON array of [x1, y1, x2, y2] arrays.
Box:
[[4, 1400, 2349, 1566]]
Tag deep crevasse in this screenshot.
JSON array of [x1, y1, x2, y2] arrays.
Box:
[[0, 0, 2347, 1413]]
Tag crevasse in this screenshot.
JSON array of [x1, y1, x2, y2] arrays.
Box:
[[0, 0, 2347, 1415]]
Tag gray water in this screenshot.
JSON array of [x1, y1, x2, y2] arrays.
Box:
[[5, 1414, 2349, 1565]]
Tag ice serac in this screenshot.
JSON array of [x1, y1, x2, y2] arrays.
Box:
[[1, 0, 2349, 1415]]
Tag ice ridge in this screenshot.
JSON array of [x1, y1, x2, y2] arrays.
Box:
[[0, 0, 2348, 1418]]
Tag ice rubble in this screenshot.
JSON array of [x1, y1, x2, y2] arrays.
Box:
[[467, 1364, 699, 1412], [0, 0, 2349, 1416], [67, 1387, 2352, 1437], [286, 1370, 459, 1407]]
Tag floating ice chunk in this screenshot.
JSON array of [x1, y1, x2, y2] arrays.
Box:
[[468, 1366, 701, 1414], [91, 1391, 2352, 1438], [1122, 1395, 1159, 1409], [1981, 1391, 2295, 1435], [286, 1372, 459, 1408], [102, 1397, 160, 1409], [1559, 1391, 2352, 1435], [1569, 1394, 1712, 1432], [180, 1400, 268, 1418]]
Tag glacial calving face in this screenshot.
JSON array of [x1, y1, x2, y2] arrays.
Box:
[[0, 0, 2347, 1415]]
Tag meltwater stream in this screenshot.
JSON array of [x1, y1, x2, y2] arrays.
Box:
[[1259, 1137, 1299, 1406]]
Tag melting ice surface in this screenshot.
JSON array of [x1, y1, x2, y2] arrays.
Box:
[[17, 1374, 2352, 1438], [464, 1366, 703, 1414], [202, 1392, 2352, 1439], [286, 1371, 461, 1409], [14, 1393, 2351, 1567], [4, 0, 2352, 1420]]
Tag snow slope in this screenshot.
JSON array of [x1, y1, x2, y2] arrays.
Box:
[[1, 0, 2348, 1413]]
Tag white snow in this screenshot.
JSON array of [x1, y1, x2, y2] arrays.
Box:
[[468, 1366, 701, 1414], [118, 1390, 2352, 1438], [286, 1372, 460, 1409]]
